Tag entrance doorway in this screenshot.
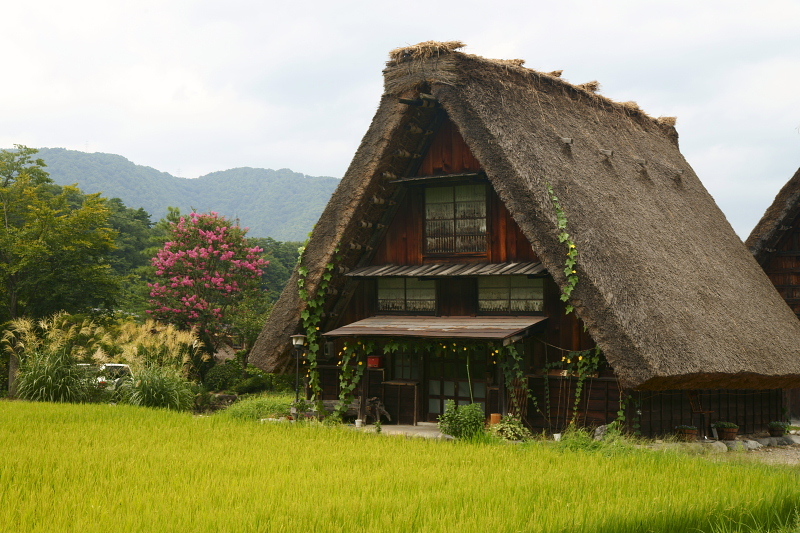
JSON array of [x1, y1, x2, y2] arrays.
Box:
[[425, 352, 489, 422]]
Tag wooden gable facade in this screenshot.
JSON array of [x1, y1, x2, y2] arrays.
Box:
[[314, 112, 784, 435], [315, 114, 600, 425]]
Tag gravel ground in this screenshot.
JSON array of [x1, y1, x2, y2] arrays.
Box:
[[742, 445, 800, 466]]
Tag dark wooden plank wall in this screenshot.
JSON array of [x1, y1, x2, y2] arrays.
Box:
[[338, 280, 376, 329], [762, 211, 800, 317], [632, 389, 783, 436], [437, 278, 477, 316], [523, 377, 783, 436], [371, 116, 538, 266], [527, 376, 621, 432], [320, 362, 782, 434], [417, 119, 482, 176], [527, 279, 596, 371]]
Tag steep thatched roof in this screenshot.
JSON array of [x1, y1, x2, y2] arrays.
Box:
[[251, 41, 800, 390], [746, 167, 800, 264]]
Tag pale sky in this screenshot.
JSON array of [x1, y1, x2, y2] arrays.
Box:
[[2, 0, 798, 238]]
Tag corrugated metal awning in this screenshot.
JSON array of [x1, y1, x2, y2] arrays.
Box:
[[346, 261, 545, 278], [323, 315, 547, 345]]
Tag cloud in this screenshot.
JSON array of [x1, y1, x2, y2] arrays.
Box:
[[1, 0, 798, 235]]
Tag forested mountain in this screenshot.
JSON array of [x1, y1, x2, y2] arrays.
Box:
[[35, 148, 340, 240]]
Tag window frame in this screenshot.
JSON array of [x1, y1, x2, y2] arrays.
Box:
[[376, 277, 437, 315], [477, 275, 545, 316], [423, 182, 489, 257]]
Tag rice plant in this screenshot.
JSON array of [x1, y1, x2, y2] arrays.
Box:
[[1, 401, 799, 533]]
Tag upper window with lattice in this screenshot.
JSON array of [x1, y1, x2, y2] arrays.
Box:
[[424, 184, 487, 254]]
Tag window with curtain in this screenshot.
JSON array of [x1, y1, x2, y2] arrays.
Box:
[[478, 276, 544, 313], [377, 278, 436, 313], [425, 184, 487, 254]]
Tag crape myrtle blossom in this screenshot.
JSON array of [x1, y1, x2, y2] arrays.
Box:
[[147, 212, 268, 348]]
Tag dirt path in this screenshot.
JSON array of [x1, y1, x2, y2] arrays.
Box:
[[743, 445, 800, 466]]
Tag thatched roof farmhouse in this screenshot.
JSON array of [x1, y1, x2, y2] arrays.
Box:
[[251, 41, 800, 432]]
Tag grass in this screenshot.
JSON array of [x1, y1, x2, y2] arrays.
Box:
[[215, 391, 293, 420], [1, 401, 799, 533]]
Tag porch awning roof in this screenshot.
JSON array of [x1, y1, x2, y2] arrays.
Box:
[[346, 261, 545, 278], [322, 315, 547, 345]]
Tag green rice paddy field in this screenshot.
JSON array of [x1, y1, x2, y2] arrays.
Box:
[[1, 401, 799, 533]]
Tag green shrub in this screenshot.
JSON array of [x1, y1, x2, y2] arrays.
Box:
[[119, 366, 193, 411], [489, 415, 533, 441], [266, 372, 294, 393], [232, 375, 270, 395], [438, 400, 486, 439], [219, 393, 293, 421], [16, 350, 92, 403], [204, 362, 293, 394], [204, 362, 243, 391], [768, 420, 790, 431], [241, 366, 294, 393]]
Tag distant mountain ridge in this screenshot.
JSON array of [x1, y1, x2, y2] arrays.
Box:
[[34, 147, 340, 241]]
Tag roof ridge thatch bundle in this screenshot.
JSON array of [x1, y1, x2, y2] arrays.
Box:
[[251, 41, 800, 390], [388, 40, 466, 64], [383, 41, 675, 131]]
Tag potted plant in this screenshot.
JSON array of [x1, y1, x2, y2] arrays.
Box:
[[768, 421, 790, 437], [713, 421, 739, 440], [675, 424, 698, 442]]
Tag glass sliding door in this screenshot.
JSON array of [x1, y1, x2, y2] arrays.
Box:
[[425, 352, 488, 422]]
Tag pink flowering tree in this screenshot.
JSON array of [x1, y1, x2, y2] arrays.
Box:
[[148, 212, 268, 355]]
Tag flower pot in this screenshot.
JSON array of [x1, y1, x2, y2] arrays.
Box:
[[716, 427, 738, 440], [768, 428, 785, 437], [367, 356, 383, 369], [676, 428, 698, 442]]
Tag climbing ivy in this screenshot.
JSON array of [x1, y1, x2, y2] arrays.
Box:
[[566, 347, 602, 424], [490, 342, 539, 419], [542, 345, 604, 427], [547, 185, 579, 314], [297, 246, 340, 410], [333, 339, 370, 419]]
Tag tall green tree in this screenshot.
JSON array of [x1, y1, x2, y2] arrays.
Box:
[[105, 197, 154, 315], [1, 146, 119, 394], [0, 146, 118, 320], [249, 237, 302, 300]]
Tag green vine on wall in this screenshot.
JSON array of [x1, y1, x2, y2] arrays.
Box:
[[492, 343, 538, 418], [542, 346, 604, 427], [547, 185, 579, 314], [566, 347, 602, 424], [297, 246, 340, 410], [334, 339, 370, 419], [615, 393, 642, 435]]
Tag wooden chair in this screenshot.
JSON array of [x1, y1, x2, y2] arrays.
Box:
[[688, 390, 714, 439]]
